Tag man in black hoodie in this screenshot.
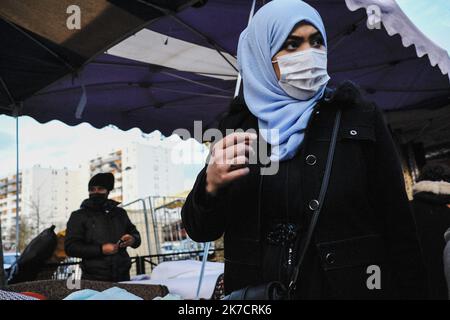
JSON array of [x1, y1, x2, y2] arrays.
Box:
[[65, 173, 141, 282]]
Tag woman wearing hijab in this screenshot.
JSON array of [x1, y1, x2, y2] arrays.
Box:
[[182, 0, 426, 299]]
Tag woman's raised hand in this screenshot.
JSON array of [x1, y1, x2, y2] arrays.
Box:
[[205, 132, 257, 195]]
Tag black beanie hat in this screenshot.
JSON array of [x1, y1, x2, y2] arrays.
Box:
[[88, 173, 115, 191]]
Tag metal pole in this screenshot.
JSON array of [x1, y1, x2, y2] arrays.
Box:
[[234, 0, 257, 98], [15, 115, 19, 257], [146, 196, 158, 260], [0, 219, 4, 287], [147, 196, 161, 257], [195, 242, 211, 300], [120, 198, 152, 257], [141, 199, 152, 257]]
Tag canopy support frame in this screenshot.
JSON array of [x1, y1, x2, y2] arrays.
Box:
[[135, 0, 239, 73], [1, 18, 76, 73]]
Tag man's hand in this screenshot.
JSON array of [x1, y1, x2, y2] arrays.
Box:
[[206, 132, 257, 195], [119, 234, 135, 248], [102, 243, 119, 255]]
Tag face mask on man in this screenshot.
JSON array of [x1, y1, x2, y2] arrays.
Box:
[[89, 193, 108, 206], [273, 48, 330, 100]]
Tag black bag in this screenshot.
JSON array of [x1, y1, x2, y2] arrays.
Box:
[[7, 225, 57, 284], [223, 110, 342, 300], [223, 281, 287, 300]]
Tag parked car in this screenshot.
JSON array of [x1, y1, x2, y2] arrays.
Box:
[[159, 240, 214, 261], [3, 252, 20, 277]]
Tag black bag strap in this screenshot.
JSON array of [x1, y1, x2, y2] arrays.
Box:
[[288, 108, 342, 295]]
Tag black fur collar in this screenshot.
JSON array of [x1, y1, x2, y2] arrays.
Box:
[[323, 80, 373, 109]]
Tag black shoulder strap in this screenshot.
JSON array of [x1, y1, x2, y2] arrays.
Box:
[[288, 108, 342, 295]]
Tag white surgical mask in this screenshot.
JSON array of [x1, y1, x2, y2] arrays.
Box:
[[273, 48, 330, 100]]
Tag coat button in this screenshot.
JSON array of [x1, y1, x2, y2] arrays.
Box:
[[350, 130, 358, 136], [325, 253, 336, 264], [305, 154, 317, 166], [308, 199, 319, 211]]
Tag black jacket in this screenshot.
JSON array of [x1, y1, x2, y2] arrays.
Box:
[[182, 82, 427, 299], [65, 198, 141, 282], [411, 180, 450, 299]]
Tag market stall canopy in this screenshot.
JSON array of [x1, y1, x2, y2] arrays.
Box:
[[116, 0, 450, 111], [20, 54, 235, 134], [0, 0, 205, 112], [1, 0, 449, 142]]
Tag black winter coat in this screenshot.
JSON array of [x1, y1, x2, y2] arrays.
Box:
[[65, 198, 141, 282], [411, 180, 450, 299], [182, 82, 427, 299]]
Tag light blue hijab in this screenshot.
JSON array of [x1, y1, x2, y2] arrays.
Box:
[[237, 0, 329, 161]]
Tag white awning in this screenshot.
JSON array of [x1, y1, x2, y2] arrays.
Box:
[[345, 0, 450, 80], [106, 28, 238, 81]]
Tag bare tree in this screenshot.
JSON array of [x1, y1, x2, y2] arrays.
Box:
[[18, 217, 33, 252], [26, 197, 42, 235], [3, 216, 34, 254], [24, 184, 49, 236]]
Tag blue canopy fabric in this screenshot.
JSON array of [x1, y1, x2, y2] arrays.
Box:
[[22, 54, 235, 135], [0, 0, 205, 110]]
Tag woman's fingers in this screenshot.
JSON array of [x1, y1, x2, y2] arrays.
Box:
[[206, 132, 257, 194], [221, 167, 250, 184], [223, 143, 255, 161], [211, 132, 257, 162], [228, 155, 249, 170], [218, 132, 257, 150]]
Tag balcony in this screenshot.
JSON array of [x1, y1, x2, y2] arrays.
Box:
[[7, 179, 21, 186], [90, 155, 121, 167]]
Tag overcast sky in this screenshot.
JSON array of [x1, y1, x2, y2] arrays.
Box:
[[397, 0, 450, 53], [0, 117, 207, 189]]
